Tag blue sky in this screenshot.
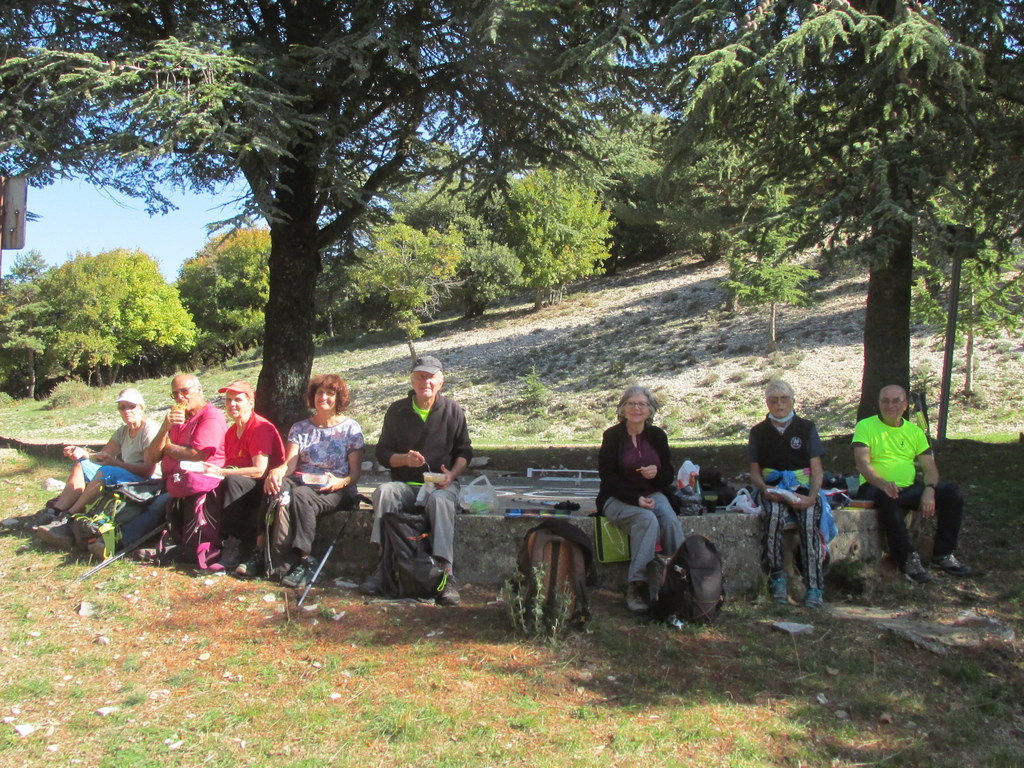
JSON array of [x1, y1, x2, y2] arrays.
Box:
[[6, 178, 249, 281]]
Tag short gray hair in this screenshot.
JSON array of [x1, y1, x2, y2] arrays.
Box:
[[616, 385, 660, 424], [765, 379, 795, 399]]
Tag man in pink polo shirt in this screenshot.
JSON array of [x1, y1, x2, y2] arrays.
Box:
[[126, 373, 228, 569]]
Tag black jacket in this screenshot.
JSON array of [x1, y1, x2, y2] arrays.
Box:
[[595, 421, 677, 513], [375, 392, 473, 484]]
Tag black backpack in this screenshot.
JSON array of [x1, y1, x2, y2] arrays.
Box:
[[653, 534, 725, 624], [378, 511, 446, 599], [513, 519, 596, 631]]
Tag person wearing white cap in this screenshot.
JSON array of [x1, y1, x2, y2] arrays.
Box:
[[32, 387, 160, 545]]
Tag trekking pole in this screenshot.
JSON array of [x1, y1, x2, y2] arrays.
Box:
[[72, 523, 165, 584], [297, 495, 370, 608]]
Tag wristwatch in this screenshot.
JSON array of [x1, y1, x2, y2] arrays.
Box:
[[924, 483, 936, 489]]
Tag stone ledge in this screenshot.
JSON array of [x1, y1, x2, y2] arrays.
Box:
[[312, 503, 885, 597]]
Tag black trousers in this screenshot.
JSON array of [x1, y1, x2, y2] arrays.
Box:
[[857, 482, 963, 566]]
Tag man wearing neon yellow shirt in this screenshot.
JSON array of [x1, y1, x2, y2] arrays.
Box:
[[852, 385, 972, 583]]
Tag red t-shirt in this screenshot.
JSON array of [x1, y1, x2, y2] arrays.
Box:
[[224, 411, 286, 469]]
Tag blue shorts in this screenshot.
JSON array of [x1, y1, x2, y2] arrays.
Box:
[[79, 459, 145, 487]]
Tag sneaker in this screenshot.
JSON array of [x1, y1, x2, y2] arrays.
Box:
[[358, 571, 384, 596], [234, 549, 266, 578], [902, 551, 932, 583], [626, 581, 649, 614], [769, 574, 789, 605], [931, 553, 973, 576], [804, 588, 824, 609], [281, 556, 317, 589], [436, 574, 460, 606], [29, 506, 63, 528], [32, 521, 75, 550]]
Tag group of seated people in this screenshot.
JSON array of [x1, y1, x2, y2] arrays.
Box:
[[596, 380, 973, 614], [31, 355, 470, 606], [30, 357, 972, 615]]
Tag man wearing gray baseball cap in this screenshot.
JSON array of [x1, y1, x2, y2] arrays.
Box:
[[361, 355, 473, 605]]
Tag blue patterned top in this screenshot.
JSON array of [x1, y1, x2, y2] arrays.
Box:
[[287, 417, 365, 477]]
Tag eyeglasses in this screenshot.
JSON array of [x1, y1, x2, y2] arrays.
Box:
[[172, 385, 195, 397], [117, 403, 139, 411], [767, 396, 792, 404], [625, 401, 650, 409], [880, 398, 906, 406]]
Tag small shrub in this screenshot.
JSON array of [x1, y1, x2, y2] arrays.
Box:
[[521, 366, 550, 412], [0, 392, 14, 408], [501, 564, 574, 642], [47, 380, 98, 410]]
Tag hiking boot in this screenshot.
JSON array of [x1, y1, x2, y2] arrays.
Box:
[[902, 551, 932, 583], [436, 574, 460, 606], [234, 549, 266, 578], [281, 556, 317, 589], [931, 553, 973, 577], [804, 588, 824, 609], [32, 520, 75, 550], [358, 570, 384, 596], [86, 537, 107, 560], [626, 581, 649, 614], [769, 574, 789, 605], [128, 547, 162, 565]]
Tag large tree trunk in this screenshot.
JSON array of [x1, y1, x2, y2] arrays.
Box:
[[255, 157, 324, 432], [857, 221, 914, 420]]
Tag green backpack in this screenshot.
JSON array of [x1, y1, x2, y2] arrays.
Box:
[[69, 481, 164, 558]]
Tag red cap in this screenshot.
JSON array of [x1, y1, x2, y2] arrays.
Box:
[[218, 379, 255, 398]]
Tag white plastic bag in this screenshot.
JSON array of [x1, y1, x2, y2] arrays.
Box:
[[459, 475, 497, 514], [725, 487, 762, 515], [677, 459, 701, 490]]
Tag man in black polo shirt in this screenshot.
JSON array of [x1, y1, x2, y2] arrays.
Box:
[[360, 356, 473, 605], [747, 380, 826, 608]]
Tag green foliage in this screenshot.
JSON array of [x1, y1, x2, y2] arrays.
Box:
[[500, 564, 574, 642], [0, 251, 52, 398], [46, 380, 96, 410], [504, 169, 613, 308], [37, 250, 197, 383], [351, 220, 464, 345], [724, 257, 817, 309], [520, 366, 550, 414], [398, 185, 523, 317], [176, 228, 271, 357]]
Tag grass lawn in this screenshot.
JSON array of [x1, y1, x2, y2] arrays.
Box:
[[1, 439, 1022, 767]]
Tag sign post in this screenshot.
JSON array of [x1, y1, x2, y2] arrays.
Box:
[[1, 176, 29, 276]]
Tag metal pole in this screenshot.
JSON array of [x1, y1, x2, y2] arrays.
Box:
[[936, 229, 969, 445]]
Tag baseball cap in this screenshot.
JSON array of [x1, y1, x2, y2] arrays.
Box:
[[218, 380, 256, 398], [114, 387, 145, 407], [412, 356, 443, 374]]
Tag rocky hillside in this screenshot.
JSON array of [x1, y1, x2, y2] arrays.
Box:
[[2, 255, 1022, 447]]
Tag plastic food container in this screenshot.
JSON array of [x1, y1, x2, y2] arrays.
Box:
[[300, 473, 330, 488]]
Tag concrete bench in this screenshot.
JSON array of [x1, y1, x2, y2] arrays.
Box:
[[312, 475, 889, 597]]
